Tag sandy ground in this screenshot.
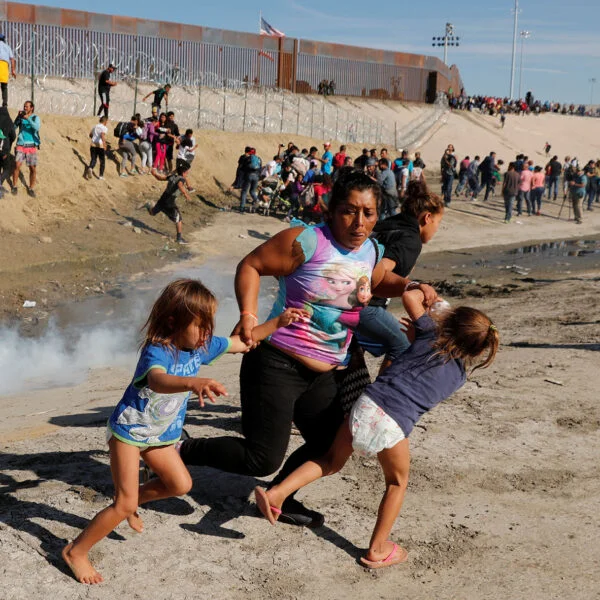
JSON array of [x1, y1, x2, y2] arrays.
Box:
[[1, 107, 600, 599]]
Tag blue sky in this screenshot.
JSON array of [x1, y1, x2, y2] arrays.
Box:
[[9, 0, 600, 104]]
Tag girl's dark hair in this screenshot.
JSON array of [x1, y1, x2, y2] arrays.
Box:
[[432, 306, 499, 373], [402, 180, 444, 218], [141, 279, 217, 350], [327, 169, 381, 215]]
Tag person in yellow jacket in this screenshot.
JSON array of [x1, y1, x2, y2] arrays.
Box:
[[0, 33, 16, 107]]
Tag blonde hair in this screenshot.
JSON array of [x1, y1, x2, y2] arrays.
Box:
[[141, 279, 217, 350], [432, 306, 498, 373]]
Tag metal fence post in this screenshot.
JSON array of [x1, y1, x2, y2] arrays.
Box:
[[30, 25, 36, 104], [222, 86, 227, 131], [133, 57, 140, 116], [263, 87, 268, 133], [242, 83, 248, 132], [196, 79, 202, 129]]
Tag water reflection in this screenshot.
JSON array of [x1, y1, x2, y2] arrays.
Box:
[[507, 239, 600, 258]]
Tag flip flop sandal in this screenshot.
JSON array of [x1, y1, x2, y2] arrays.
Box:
[[360, 542, 408, 569]]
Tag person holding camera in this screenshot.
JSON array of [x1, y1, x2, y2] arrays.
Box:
[[12, 100, 40, 197]]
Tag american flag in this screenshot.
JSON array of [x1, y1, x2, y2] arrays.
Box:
[[260, 16, 285, 38]]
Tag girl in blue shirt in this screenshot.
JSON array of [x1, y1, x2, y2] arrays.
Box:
[[63, 278, 306, 585], [255, 289, 498, 569]]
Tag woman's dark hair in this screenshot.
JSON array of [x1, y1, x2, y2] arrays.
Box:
[[401, 180, 444, 218], [327, 169, 381, 215]]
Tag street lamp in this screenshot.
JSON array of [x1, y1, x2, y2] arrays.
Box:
[[432, 23, 460, 66], [509, 0, 521, 99], [590, 78, 597, 106], [518, 30, 531, 100]]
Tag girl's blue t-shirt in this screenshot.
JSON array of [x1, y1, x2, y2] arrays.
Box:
[[108, 337, 230, 446], [365, 314, 466, 437]]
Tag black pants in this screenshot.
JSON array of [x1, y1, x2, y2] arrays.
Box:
[[179, 343, 344, 480], [89, 146, 105, 176], [1, 82, 8, 107], [97, 89, 110, 117]]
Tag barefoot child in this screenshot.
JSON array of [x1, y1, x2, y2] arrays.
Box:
[[63, 278, 307, 584], [255, 288, 498, 569]]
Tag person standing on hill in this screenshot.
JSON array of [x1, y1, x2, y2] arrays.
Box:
[[376, 158, 399, 219], [164, 111, 180, 173], [0, 32, 16, 107], [502, 162, 520, 223], [86, 115, 108, 180], [0, 105, 15, 197], [569, 165, 587, 225], [479, 151, 497, 201], [12, 100, 40, 197], [239, 148, 261, 212], [546, 155, 562, 201], [97, 64, 117, 119], [143, 83, 171, 113], [439, 144, 457, 206], [319, 142, 334, 175]]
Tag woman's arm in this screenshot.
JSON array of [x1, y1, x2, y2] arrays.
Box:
[[228, 308, 309, 352], [402, 289, 426, 321], [371, 261, 437, 305], [233, 227, 306, 344]]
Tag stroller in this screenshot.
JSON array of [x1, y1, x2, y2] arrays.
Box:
[[255, 176, 290, 216]]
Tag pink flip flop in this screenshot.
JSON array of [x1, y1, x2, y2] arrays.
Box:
[[254, 486, 281, 525], [360, 542, 408, 569]]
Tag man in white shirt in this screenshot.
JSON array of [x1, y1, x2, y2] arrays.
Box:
[[0, 33, 16, 107], [86, 116, 108, 179]]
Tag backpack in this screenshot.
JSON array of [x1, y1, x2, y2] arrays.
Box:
[[248, 153, 261, 171], [333, 152, 345, 169], [292, 156, 309, 176], [299, 183, 315, 207], [113, 121, 129, 138]]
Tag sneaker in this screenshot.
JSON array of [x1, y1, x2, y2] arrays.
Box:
[[176, 235, 189, 245], [98, 176, 105, 180], [278, 497, 324, 528], [120, 173, 128, 178], [11, 186, 17, 195], [27, 188, 36, 198]]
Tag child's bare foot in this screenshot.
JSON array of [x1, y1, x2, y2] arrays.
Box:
[[127, 511, 144, 533], [62, 542, 104, 584]]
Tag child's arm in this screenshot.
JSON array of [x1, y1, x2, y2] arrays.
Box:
[[147, 369, 227, 407], [227, 307, 309, 353], [151, 168, 168, 181], [177, 179, 192, 201], [402, 289, 427, 321]]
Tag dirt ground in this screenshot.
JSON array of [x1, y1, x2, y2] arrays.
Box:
[[1, 110, 600, 599]]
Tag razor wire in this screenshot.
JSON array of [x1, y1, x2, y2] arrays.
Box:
[[3, 22, 448, 147]]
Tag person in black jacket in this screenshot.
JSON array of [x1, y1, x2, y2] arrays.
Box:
[[479, 151, 497, 201], [359, 179, 445, 367], [0, 105, 15, 196]]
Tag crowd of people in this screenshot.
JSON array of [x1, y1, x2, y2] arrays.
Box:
[[449, 90, 597, 118], [443, 146, 597, 225], [230, 142, 427, 223]]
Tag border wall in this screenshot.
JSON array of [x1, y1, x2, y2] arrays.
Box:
[[0, 2, 463, 101], [0, 2, 461, 146]]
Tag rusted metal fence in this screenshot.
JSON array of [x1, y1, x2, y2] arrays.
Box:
[[0, 2, 463, 102]]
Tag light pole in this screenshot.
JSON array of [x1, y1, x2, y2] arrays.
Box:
[[509, 0, 520, 99], [590, 78, 597, 106], [432, 23, 460, 66], [518, 30, 531, 100]]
